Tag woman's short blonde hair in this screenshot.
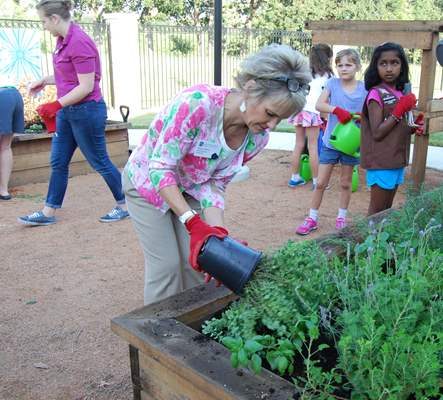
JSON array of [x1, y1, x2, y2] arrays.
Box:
[[234, 44, 311, 115], [36, 0, 72, 19], [335, 48, 361, 68]]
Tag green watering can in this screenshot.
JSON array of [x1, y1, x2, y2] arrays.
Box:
[[352, 165, 359, 193], [300, 154, 312, 182], [330, 114, 361, 158]]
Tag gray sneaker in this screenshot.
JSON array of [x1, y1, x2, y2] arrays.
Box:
[[99, 207, 130, 223], [18, 211, 56, 226]]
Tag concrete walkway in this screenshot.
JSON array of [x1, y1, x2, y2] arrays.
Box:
[[128, 129, 443, 171]]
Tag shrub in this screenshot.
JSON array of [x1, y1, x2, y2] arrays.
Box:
[[170, 35, 194, 55], [225, 37, 248, 57]]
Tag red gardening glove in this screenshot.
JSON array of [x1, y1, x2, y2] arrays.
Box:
[[391, 93, 416, 119], [332, 107, 352, 124], [185, 214, 228, 271], [40, 114, 57, 133], [36, 100, 62, 118], [413, 112, 425, 136]]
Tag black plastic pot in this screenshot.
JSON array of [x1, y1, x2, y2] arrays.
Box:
[[197, 236, 262, 294]]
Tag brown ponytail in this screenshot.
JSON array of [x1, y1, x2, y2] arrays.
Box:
[[36, 0, 72, 20]]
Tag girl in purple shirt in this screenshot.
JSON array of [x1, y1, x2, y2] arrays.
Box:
[[19, 0, 128, 226]]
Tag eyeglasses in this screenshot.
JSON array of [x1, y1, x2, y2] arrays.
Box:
[[256, 76, 309, 94]]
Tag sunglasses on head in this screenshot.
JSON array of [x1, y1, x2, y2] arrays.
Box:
[[256, 76, 309, 94]]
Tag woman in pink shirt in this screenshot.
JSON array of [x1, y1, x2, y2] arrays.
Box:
[[19, 0, 128, 226], [123, 44, 312, 305]]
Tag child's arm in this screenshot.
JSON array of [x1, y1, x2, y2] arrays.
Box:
[[367, 100, 399, 141], [316, 89, 335, 114], [316, 89, 352, 123]]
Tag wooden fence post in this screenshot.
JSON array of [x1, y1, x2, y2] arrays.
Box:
[[411, 31, 440, 189]]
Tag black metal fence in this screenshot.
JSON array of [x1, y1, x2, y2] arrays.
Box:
[[3, 18, 441, 112], [0, 18, 113, 107], [138, 24, 312, 110]]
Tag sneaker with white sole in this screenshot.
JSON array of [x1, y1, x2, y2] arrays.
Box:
[[99, 207, 130, 223], [335, 217, 347, 230], [295, 217, 318, 235], [288, 178, 306, 188], [18, 211, 56, 226]]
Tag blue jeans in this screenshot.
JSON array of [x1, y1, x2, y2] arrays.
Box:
[[46, 100, 125, 208]]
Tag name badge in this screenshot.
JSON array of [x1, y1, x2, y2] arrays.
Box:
[[193, 140, 221, 159]]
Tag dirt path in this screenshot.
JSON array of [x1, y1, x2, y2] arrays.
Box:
[[2, 149, 442, 400]]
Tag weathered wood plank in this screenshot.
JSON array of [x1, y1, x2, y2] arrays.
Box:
[[10, 124, 129, 187], [138, 351, 237, 400], [12, 122, 129, 143], [306, 20, 443, 32], [129, 345, 142, 400], [428, 99, 443, 113], [311, 30, 432, 49], [12, 128, 127, 156], [10, 153, 129, 187], [111, 284, 296, 400], [113, 316, 296, 400], [429, 116, 443, 134], [411, 32, 440, 187], [12, 141, 127, 171]]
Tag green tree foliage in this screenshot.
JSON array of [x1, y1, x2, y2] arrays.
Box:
[[231, 0, 443, 30], [4, 0, 442, 25]]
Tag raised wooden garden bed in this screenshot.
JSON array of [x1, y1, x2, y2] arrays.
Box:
[[10, 121, 130, 187], [111, 200, 443, 400], [111, 284, 298, 400], [110, 224, 365, 400]]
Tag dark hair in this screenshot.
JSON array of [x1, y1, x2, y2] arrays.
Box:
[[364, 42, 410, 91], [310, 43, 333, 77]]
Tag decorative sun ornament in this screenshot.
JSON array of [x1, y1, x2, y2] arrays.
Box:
[[0, 27, 42, 84]]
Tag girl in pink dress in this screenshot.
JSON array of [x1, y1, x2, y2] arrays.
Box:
[[288, 44, 333, 190]]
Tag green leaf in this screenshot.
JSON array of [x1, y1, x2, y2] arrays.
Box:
[[278, 339, 293, 351], [292, 339, 303, 353], [238, 348, 249, 367], [251, 354, 262, 374], [276, 356, 289, 375], [244, 339, 263, 353], [379, 231, 389, 242], [317, 344, 330, 351], [253, 335, 274, 346], [222, 336, 242, 352], [308, 325, 319, 340]]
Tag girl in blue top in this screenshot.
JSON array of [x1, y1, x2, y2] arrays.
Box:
[[296, 48, 367, 235]]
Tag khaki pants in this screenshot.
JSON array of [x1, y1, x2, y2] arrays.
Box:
[[122, 170, 204, 305]]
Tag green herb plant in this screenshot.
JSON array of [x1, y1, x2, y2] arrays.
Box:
[[203, 185, 443, 399]]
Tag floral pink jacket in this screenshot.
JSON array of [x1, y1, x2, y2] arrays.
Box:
[[125, 84, 269, 213]]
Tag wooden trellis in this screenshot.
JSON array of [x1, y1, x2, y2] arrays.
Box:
[[306, 20, 443, 188]]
